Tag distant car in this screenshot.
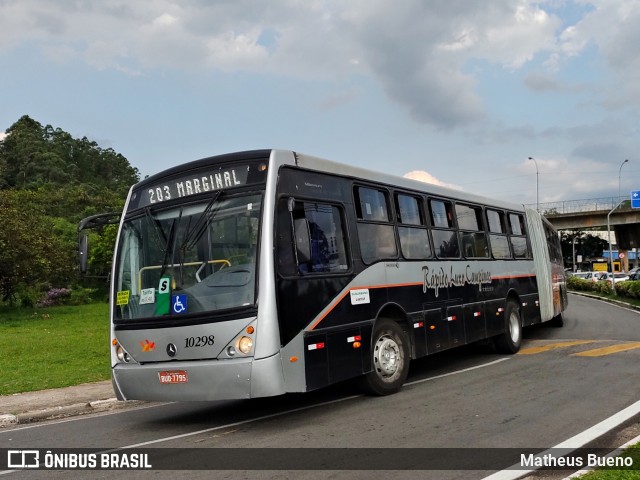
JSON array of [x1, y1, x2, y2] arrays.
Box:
[[597, 272, 629, 284], [570, 271, 602, 282], [627, 271, 640, 281], [569, 271, 589, 279]]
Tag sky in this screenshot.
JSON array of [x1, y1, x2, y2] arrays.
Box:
[[1, 0, 640, 207]]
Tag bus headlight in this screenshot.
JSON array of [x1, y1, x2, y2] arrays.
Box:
[[219, 321, 256, 359], [237, 336, 253, 354], [116, 345, 131, 363]]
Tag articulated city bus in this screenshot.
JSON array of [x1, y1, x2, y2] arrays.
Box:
[[79, 149, 567, 401]]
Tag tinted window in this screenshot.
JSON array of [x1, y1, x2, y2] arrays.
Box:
[[432, 230, 460, 258], [356, 187, 390, 222], [490, 235, 511, 259], [487, 209, 506, 233], [456, 204, 482, 231], [358, 224, 397, 263], [510, 237, 529, 258], [509, 213, 525, 235], [430, 200, 454, 228], [461, 232, 489, 258], [396, 194, 422, 226], [398, 227, 431, 259], [277, 200, 349, 275]]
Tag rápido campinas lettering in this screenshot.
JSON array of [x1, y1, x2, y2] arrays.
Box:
[[422, 265, 492, 297]]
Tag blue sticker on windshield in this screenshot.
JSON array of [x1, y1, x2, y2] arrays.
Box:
[[172, 294, 187, 314]]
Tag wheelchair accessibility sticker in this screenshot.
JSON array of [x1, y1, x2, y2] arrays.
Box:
[[172, 294, 187, 314]]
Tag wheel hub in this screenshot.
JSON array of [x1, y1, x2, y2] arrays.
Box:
[[375, 336, 400, 377]]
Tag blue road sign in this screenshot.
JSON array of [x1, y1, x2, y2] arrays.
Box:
[[632, 191, 640, 209]]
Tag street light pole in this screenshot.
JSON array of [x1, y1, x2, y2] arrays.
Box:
[[528, 157, 539, 212], [615, 159, 629, 275], [619, 159, 629, 201], [608, 198, 625, 289]]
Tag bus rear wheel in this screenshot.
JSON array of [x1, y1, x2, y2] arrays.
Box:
[[494, 300, 522, 354], [359, 318, 410, 396]]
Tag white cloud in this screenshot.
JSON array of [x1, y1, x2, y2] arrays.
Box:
[[403, 170, 462, 190], [1, 0, 639, 129], [0, 0, 567, 129]]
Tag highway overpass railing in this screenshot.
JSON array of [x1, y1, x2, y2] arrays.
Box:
[[525, 196, 633, 215]]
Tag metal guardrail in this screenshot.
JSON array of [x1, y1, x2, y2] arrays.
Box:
[[525, 196, 633, 215]]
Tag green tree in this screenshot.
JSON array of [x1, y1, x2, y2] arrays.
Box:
[[0, 190, 71, 304], [560, 231, 608, 268], [0, 115, 139, 195], [0, 115, 139, 304]]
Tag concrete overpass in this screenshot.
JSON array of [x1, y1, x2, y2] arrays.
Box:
[[532, 196, 640, 251]]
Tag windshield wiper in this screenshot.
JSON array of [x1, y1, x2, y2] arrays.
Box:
[[174, 192, 224, 288], [179, 191, 222, 253]]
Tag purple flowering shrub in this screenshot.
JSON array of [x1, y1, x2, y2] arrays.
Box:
[[37, 288, 72, 307]]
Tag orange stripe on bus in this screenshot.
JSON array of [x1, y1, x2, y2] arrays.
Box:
[[491, 274, 537, 280], [308, 282, 423, 331], [308, 274, 535, 331]]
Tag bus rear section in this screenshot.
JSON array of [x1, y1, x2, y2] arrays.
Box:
[[525, 208, 568, 325]]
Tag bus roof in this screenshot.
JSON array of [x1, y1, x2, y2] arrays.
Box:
[[132, 148, 526, 213], [289, 150, 526, 213]]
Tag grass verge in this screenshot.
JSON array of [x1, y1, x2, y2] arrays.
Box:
[[577, 445, 640, 479], [0, 303, 110, 395]]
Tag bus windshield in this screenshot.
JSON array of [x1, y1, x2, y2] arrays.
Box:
[[113, 192, 262, 320]]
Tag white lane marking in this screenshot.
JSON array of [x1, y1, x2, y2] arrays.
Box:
[[405, 358, 510, 387], [123, 358, 510, 448], [563, 431, 640, 479], [482, 398, 640, 480], [0, 402, 168, 434], [121, 394, 363, 448], [0, 356, 511, 475]]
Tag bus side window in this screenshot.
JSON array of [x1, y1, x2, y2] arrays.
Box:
[[486, 209, 511, 259], [508, 213, 530, 259], [455, 203, 489, 258], [429, 199, 460, 258], [277, 198, 349, 275], [354, 186, 397, 264], [395, 193, 431, 260]]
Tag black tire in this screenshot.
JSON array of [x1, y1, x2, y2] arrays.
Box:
[[358, 318, 410, 396], [494, 300, 522, 354]]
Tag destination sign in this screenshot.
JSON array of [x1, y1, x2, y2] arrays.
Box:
[[129, 165, 257, 210]]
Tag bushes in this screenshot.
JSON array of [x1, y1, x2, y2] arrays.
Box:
[[567, 275, 640, 299], [37, 286, 99, 307], [613, 280, 640, 299]]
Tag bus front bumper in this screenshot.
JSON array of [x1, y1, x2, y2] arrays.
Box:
[[112, 357, 255, 402]]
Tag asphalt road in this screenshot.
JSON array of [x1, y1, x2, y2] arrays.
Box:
[[2, 293, 640, 479]]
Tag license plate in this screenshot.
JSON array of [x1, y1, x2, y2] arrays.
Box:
[[158, 370, 188, 384]]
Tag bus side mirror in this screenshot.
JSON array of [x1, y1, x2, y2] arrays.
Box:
[[79, 233, 89, 274]]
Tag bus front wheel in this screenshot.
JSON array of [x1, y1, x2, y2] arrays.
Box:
[[359, 318, 410, 396], [494, 300, 522, 354]]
